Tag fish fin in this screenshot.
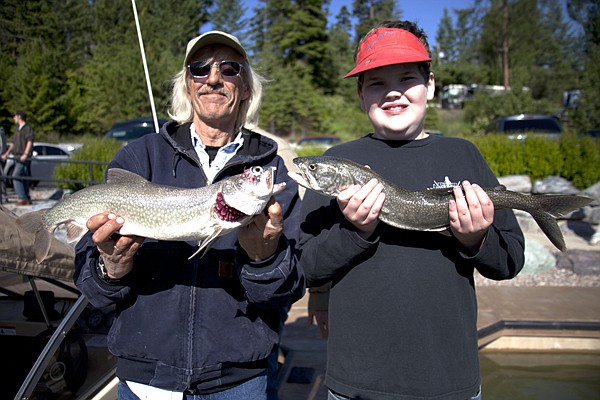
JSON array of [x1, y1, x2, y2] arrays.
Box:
[[426, 187, 455, 195], [65, 222, 88, 243], [15, 209, 46, 233], [530, 194, 593, 218], [16, 210, 54, 264], [188, 227, 223, 260], [273, 182, 286, 195], [106, 168, 148, 186], [529, 210, 567, 251], [519, 193, 592, 251], [34, 230, 53, 264], [438, 228, 453, 237]]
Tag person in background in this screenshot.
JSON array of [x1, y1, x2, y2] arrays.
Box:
[[298, 20, 525, 400], [74, 30, 304, 400], [0, 125, 7, 203], [1, 110, 34, 205]]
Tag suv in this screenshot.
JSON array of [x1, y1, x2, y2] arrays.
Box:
[[485, 114, 563, 139], [105, 117, 168, 144]]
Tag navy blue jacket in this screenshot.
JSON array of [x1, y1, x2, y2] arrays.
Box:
[[74, 121, 305, 392]]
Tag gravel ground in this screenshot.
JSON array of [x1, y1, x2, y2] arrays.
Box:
[[475, 266, 600, 287], [475, 221, 600, 288]]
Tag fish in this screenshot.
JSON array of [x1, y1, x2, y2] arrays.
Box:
[[288, 156, 593, 252], [16, 166, 286, 263]]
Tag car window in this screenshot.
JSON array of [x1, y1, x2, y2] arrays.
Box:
[[107, 122, 162, 141], [45, 146, 68, 156], [503, 119, 561, 133]]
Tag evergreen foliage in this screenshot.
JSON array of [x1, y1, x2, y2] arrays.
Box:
[[0, 0, 597, 147]]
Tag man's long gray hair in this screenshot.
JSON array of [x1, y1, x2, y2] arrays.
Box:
[[168, 60, 265, 131]]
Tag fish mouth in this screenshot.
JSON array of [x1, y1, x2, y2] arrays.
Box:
[[288, 169, 319, 191]]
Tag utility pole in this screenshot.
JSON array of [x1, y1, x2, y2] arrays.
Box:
[[502, 0, 510, 90]]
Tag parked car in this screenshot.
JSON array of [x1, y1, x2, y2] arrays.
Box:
[[294, 135, 342, 149], [578, 128, 600, 138], [105, 117, 168, 144], [3, 142, 83, 188], [485, 114, 563, 139]]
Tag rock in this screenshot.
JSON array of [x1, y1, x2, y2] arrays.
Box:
[[583, 206, 600, 225], [498, 175, 532, 193], [582, 181, 600, 205], [522, 239, 556, 275], [556, 249, 600, 275], [532, 176, 580, 195]]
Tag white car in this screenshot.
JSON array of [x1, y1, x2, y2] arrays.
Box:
[[4, 142, 83, 188]]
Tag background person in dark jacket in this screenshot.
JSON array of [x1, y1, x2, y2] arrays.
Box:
[[298, 21, 524, 400], [1, 110, 34, 205], [74, 31, 304, 400]]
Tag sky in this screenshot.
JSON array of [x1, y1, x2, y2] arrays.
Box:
[[328, 0, 475, 47], [234, 0, 477, 48]]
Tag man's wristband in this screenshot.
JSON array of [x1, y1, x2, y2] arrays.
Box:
[[96, 257, 115, 281]]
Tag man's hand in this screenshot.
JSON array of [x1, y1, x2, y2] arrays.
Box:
[[238, 198, 284, 261], [87, 213, 144, 279]]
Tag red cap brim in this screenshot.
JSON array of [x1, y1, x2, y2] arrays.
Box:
[[344, 28, 431, 78]]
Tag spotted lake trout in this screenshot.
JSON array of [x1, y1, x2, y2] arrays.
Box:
[[17, 166, 285, 263], [288, 156, 593, 252]]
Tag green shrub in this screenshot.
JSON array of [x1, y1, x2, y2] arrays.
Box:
[[469, 134, 600, 189], [54, 136, 121, 190], [296, 145, 329, 157]]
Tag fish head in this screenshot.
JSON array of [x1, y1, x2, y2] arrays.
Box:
[[288, 156, 356, 197], [219, 166, 285, 217]]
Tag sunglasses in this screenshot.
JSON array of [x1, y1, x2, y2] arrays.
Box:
[[187, 60, 243, 82]]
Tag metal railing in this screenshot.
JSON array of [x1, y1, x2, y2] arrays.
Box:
[[1, 157, 108, 203]]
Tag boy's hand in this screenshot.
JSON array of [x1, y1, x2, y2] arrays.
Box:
[[448, 181, 494, 253], [337, 178, 385, 239]]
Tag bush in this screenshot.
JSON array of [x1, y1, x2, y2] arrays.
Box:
[[296, 145, 329, 157], [54, 136, 121, 190], [469, 133, 600, 189]]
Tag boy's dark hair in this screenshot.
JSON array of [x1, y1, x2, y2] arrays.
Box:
[[355, 20, 432, 86]]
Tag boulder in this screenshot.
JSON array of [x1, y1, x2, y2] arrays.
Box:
[[497, 175, 532, 193], [532, 176, 580, 195], [521, 239, 556, 275]]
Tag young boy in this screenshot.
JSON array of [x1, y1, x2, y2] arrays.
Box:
[[298, 21, 525, 400]]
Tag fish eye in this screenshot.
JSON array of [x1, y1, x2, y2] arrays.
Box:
[[251, 166, 263, 175], [308, 164, 316, 171]]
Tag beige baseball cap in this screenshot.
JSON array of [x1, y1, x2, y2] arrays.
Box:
[[184, 31, 247, 66]]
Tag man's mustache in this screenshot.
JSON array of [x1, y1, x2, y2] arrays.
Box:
[[198, 87, 231, 99]]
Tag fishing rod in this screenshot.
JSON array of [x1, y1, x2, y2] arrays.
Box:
[[131, 0, 159, 133]]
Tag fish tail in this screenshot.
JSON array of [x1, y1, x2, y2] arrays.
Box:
[[518, 194, 591, 252], [529, 194, 592, 219], [528, 210, 566, 251], [16, 209, 54, 264]]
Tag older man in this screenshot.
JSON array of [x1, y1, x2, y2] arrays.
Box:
[[74, 31, 304, 400]]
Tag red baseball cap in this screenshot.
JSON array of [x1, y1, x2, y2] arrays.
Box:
[[344, 28, 431, 78]]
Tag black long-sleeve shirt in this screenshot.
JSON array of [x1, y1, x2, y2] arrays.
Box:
[[299, 134, 524, 400]]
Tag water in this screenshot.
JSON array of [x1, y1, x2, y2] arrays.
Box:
[[480, 352, 600, 399]]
